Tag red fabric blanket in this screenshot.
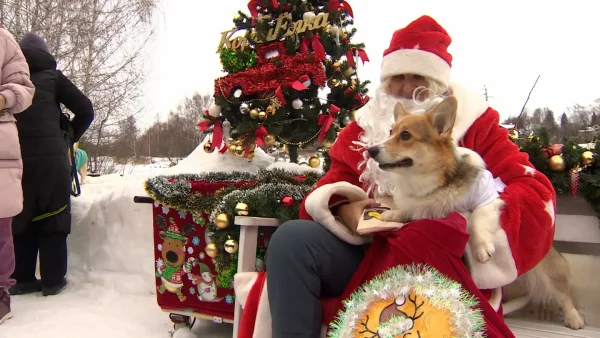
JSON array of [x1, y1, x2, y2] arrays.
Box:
[[321, 212, 515, 337]]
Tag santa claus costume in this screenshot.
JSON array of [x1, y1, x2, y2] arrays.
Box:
[[234, 15, 556, 338]]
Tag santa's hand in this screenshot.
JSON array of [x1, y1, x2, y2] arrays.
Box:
[[336, 199, 380, 233]]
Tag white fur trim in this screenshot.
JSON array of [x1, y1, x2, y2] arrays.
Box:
[[464, 199, 518, 289], [448, 83, 489, 141], [234, 272, 272, 338], [489, 287, 503, 312], [304, 182, 370, 245], [380, 48, 451, 87]]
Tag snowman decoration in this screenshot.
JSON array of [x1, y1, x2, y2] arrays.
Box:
[[191, 263, 224, 303]]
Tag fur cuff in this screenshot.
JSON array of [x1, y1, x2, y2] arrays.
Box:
[[234, 272, 272, 338], [464, 226, 518, 289], [304, 182, 370, 245]]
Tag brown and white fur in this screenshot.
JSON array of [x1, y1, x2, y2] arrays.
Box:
[[368, 96, 585, 329]]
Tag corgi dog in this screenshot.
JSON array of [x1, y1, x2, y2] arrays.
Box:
[[367, 96, 585, 329]]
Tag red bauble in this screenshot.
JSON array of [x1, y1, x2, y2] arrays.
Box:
[[550, 143, 564, 156], [280, 196, 294, 207]]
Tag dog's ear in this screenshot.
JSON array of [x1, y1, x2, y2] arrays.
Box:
[[393, 101, 410, 121], [429, 96, 458, 137]]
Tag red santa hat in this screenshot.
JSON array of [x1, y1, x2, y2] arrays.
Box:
[[380, 15, 453, 87]]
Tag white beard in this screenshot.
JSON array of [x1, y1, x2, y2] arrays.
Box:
[[352, 86, 445, 197]]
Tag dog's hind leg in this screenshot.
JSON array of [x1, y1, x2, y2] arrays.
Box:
[[537, 248, 585, 329]]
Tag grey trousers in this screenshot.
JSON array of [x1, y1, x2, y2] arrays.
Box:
[[266, 220, 365, 338]]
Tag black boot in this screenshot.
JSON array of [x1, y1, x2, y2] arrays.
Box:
[[8, 280, 42, 295], [42, 278, 67, 296]]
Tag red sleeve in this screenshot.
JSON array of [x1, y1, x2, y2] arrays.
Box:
[[461, 108, 556, 276], [299, 122, 365, 220]]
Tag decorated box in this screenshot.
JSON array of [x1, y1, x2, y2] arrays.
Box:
[[145, 169, 322, 320]]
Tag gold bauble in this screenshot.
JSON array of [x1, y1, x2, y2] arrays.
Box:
[[264, 134, 276, 146], [581, 151, 595, 166], [266, 105, 276, 115], [331, 62, 341, 72], [228, 143, 238, 154], [235, 202, 249, 216], [235, 145, 245, 156], [549, 155, 566, 172], [308, 156, 321, 168], [349, 110, 357, 121], [205, 243, 218, 258], [258, 111, 267, 120], [327, 78, 340, 88], [224, 239, 239, 254], [277, 143, 288, 153], [249, 109, 260, 119], [203, 141, 214, 153], [322, 139, 334, 149], [343, 67, 354, 78], [246, 151, 255, 160], [215, 213, 230, 229]]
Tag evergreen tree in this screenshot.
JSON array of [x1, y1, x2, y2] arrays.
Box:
[[200, 0, 370, 163]]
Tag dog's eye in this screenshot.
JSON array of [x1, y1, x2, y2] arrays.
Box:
[[400, 131, 411, 141]]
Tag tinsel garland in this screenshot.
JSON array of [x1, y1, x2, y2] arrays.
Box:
[[145, 169, 322, 212], [208, 183, 314, 288], [328, 264, 485, 338], [145, 169, 323, 289], [219, 47, 257, 74], [515, 128, 600, 216]]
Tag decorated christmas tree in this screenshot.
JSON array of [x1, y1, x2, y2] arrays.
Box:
[[199, 0, 370, 165]]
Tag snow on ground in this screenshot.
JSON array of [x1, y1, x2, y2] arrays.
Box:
[[2, 141, 320, 338]]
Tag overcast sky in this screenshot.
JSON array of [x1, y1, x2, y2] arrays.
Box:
[[142, 0, 600, 125]]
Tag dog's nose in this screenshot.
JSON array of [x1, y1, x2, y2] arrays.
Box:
[[166, 251, 179, 263], [367, 146, 380, 159]]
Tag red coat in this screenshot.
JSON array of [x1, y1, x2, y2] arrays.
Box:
[[234, 83, 556, 337]]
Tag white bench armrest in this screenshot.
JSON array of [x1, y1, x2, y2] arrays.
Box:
[[235, 216, 280, 227]]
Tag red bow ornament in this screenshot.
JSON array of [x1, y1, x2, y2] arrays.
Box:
[[247, 0, 279, 18], [328, 0, 354, 18], [197, 119, 224, 151], [275, 78, 309, 104], [346, 47, 369, 68], [299, 34, 326, 61], [318, 104, 340, 142]]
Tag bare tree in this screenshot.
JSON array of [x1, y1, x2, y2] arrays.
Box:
[[1, 0, 160, 173]]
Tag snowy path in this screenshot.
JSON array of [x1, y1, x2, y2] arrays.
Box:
[[3, 281, 233, 338]]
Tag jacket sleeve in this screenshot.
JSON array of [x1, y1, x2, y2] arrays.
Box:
[[0, 29, 34, 115], [299, 122, 370, 245], [57, 71, 94, 142], [461, 108, 556, 289]]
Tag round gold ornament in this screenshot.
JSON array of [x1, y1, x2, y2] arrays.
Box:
[[331, 62, 341, 72], [205, 243, 218, 258], [215, 213, 230, 229], [235, 145, 245, 156], [308, 156, 321, 168], [258, 111, 267, 120], [224, 238, 239, 254], [277, 143, 288, 153], [328, 78, 340, 88], [235, 202, 249, 216], [549, 155, 566, 172], [581, 151, 595, 166], [266, 105, 276, 115], [264, 134, 276, 146], [343, 67, 354, 78], [203, 141, 214, 153], [246, 151, 255, 160], [249, 109, 260, 119], [228, 143, 238, 154], [322, 139, 334, 149]]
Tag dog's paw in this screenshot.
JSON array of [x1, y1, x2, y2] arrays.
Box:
[[470, 233, 496, 264], [563, 308, 585, 330], [380, 210, 405, 223]]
